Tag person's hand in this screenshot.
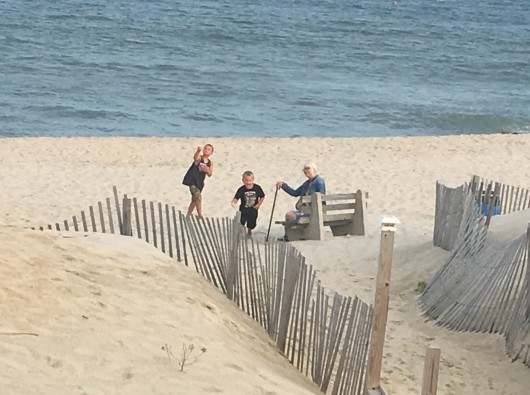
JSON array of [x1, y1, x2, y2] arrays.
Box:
[[231, 200, 237, 208], [196, 146, 202, 152], [275, 181, 283, 189]]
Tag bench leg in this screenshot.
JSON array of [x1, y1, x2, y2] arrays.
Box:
[[285, 226, 306, 241], [330, 222, 354, 236]]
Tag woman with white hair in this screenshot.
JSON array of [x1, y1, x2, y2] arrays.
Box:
[[275, 162, 326, 241]]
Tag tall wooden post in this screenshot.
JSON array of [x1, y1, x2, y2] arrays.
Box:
[[367, 216, 399, 394], [421, 346, 441, 395]]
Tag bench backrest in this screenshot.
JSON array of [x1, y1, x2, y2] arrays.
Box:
[[299, 192, 360, 219], [287, 190, 365, 238]]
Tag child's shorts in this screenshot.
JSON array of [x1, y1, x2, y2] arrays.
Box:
[[189, 186, 202, 201], [240, 208, 258, 230]]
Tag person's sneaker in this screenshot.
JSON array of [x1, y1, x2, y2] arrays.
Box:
[[277, 235, 289, 242]]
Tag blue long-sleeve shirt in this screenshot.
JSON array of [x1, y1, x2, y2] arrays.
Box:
[[281, 175, 326, 197]]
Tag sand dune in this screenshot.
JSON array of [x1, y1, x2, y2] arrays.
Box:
[[1, 134, 530, 394], [0, 226, 320, 395]]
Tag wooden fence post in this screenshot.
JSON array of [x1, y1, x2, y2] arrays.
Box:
[[226, 212, 241, 301], [367, 215, 399, 394], [421, 346, 441, 395], [122, 197, 132, 236]]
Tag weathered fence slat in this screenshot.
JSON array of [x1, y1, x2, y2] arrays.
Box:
[[142, 200, 149, 243], [81, 211, 88, 232], [106, 197, 114, 234], [89, 206, 97, 232], [133, 198, 141, 239], [113, 186, 122, 234], [98, 201, 106, 233], [150, 201, 157, 248]]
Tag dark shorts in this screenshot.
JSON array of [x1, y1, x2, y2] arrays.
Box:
[[240, 208, 258, 230], [189, 185, 202, 201]]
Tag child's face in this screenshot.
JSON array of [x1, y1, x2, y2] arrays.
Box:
[[202, 145, 213, 156], [243, 175, 254, 188]]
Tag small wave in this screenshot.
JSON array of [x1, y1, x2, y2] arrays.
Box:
[[0, 130, 23, 137], [46, 107, 132, 121], [45, 14, 79, 21], [84, 15, 115, 23], [185, 113, 221, 122], [424, 112, 530, 134], [188, 83, 234, 98], [153, 64, 183, 72], [293, 99, 326, 107]]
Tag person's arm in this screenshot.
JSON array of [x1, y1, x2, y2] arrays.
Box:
[[279, 180, 307, 197], [203, 161, 214, 177], [254, 190, 265, 209], [254, 196, 264, 209], [254, 186, 265, 209], [193, 146, 202, 162], [232, 187, 242, 208]]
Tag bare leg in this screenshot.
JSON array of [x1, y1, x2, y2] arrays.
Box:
[[247, 228, 252, 237], [186, 200, 196, 216], [196, 197, 203, 218]]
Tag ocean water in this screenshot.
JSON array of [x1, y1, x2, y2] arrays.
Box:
[[0, 0, 529, 137]]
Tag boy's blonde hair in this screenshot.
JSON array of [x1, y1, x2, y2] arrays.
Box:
[[242, 171, 254, 178]]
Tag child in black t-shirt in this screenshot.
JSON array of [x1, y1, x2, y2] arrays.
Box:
[[231, 171, 265, 236]]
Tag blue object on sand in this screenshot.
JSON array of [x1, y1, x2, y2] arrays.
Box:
[[480, 203, 501, 216]]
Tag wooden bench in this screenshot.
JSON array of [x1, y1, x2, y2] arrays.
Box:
[[275, 190, 365, 241]]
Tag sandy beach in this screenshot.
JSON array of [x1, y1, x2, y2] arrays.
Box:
[[1, 134, 530, 394]]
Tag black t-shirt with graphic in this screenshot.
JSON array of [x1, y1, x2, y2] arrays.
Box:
[[234, 184, 265, 210]]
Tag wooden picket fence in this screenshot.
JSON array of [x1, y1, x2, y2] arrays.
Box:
[[433, 175, 530, 251], [425, 177, 530, 367], [36, 187, 374, 394]]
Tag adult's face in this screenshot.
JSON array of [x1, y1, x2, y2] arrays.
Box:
[[303, 166, 316, 180]]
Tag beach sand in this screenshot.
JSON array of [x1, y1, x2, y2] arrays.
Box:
[[1, 135, 530, 394]]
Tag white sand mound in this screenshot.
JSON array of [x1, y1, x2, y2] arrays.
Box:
[[0, 226, 320, 395], [488, 209, 530, 243]]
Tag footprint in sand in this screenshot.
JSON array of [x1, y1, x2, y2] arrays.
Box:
[[228, 363, 244, 372]]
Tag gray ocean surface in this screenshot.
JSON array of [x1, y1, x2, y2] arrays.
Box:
[[1, 0, 529, 137]]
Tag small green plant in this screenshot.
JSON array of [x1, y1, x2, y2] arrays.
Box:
[[415, 281, 427, 294], [162, 343, 207, 372]]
